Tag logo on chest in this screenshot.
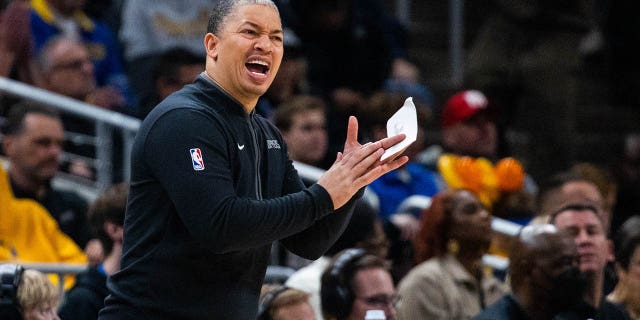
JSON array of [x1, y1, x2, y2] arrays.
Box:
[[266, 140, 281, 149]]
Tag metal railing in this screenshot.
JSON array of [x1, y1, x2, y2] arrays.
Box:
[[0, 76, 140, 196]]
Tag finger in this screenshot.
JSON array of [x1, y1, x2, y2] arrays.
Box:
[[344, 116, 359, 149], [378, 133, 406, 150], [355, 155, 409, 187], [339, 140, 385, 167], [336, 152, 343, 162]]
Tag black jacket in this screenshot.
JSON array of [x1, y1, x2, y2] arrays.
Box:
[[101, 74, 357, 319]]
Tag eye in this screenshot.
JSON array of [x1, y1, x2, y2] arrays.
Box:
[[241, 29, 257, 36]]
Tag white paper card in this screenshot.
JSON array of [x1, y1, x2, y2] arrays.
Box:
[[381, 97, 417, 161]]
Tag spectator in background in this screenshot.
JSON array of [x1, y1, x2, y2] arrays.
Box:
[[550, 202, 631, 319], [33, 36, 129, 182], [473, 224, 587, 320], [397, 189, 505, 320], [0, 0, 132, 110], [258, 285, 316, 320], [419, 90, 536, 224], [1, 103, 91, 250], [138, 47, 204, 119], [321, 249, 398, 320], [273, 95, 328, 171], [418, 90, 498, 168], [607, 216, 640, 319], [0, 108, 87, 291], [1, 266, 62, 320], [286, 200, 388, 320], [119, 0, 210, 107], [58, 183, 128, 320]]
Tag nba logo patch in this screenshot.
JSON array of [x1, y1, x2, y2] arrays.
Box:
[[190, 148, 205, 171]]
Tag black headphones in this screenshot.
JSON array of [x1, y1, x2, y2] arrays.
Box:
[[0, 264, 23, 320], [256, 285, 290, 320], [321, 248, 367, 319]]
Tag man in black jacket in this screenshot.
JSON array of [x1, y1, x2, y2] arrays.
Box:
[[99, 1, 408, 319]]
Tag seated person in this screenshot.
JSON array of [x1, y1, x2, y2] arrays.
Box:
[[473, 224, 587, 319], [257, 285, 316, 320], [0, 264, 60, 320], [397, 189, 506, 320], [550, 202, 631, 319], [320, 249, 398, 320]]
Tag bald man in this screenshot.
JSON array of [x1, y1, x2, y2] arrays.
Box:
[[473, 224, 586, 319]]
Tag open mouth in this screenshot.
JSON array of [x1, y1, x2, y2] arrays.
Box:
[[246, 60, 269, 75]]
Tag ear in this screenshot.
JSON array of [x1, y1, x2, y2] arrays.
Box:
[[2, 135, 16, 157], [204, 33, 219, 61]]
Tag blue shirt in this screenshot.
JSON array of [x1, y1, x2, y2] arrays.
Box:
[[369, 162, 440, 219]]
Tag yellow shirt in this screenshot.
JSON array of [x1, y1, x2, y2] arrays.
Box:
[[0, 165, 87, 289]]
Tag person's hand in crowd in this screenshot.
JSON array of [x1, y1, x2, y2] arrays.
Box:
[[86, 86, 126, 109], [84, 238, 104, 266], [318, 116, 408, 209]]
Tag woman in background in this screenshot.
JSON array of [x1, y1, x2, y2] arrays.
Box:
[[396, 189, 505, 319]]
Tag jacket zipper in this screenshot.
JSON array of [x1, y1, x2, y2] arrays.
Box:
[[248, 114, 263, 200]]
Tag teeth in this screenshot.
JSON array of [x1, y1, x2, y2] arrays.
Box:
[[247, 60, 268, 67]]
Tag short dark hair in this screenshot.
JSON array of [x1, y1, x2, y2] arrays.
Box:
[[614, 216, 640, 271], [273, 95, 326, 132], [1, 102, 60, 136], [548, 202, 603, 226], [88, 183, 128, 256], [207, 0, 278, 35]]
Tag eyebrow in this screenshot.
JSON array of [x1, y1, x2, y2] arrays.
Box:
[[240, 21, 283, 35]]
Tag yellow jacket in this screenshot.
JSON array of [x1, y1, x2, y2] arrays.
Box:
[[0, 165, 87, 289]]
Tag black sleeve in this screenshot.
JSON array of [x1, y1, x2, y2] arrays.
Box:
[[143, 109, 335, 253]]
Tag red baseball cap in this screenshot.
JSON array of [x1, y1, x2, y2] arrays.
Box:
[[441, 90, 489, 128]]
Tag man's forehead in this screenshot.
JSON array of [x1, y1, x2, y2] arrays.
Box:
[[554, 209, 602, 227], [226, 4, 282, 30]]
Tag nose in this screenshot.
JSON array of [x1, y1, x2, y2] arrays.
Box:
[[254, 35, 274, 52], [574, 229, 593, 246]]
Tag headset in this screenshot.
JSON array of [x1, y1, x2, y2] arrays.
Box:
[[321, 248, 367, 319], [256, 285, 290, 320], [0, 264, 23, 320]]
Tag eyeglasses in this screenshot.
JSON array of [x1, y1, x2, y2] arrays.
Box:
[[51, 58, 92, 71], [356, 294, 401, 308]]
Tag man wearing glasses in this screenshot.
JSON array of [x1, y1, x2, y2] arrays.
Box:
[[321, 249, 399, 320]]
